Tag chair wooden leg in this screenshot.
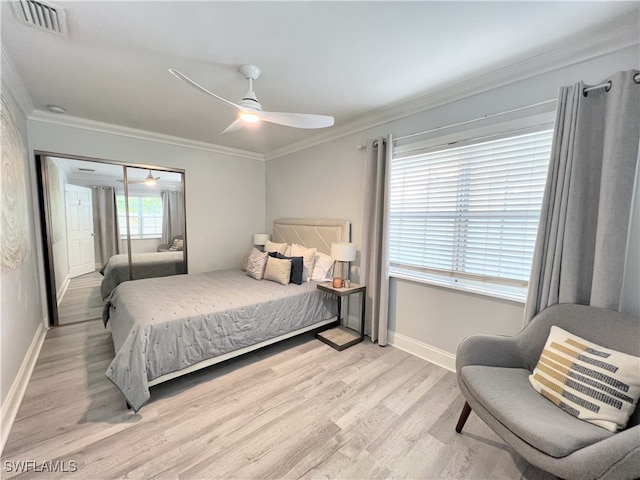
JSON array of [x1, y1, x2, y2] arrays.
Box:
[[455, 401, 472, 433]]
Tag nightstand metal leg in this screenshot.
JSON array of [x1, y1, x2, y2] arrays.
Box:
[[360, 290, 366, 340]]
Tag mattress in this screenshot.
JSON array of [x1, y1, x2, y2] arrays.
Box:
[[103, 269, 337, 411], [100, 251, 186, 299]]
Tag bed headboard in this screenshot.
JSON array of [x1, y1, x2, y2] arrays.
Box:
[[272, 218, 350, 256]]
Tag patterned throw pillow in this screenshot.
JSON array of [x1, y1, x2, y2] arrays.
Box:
[[529, 326, 640, 432], [246, 248, 268, 280], [240, 251, 251, 271], [311, 251, 335, 281], [169, 238, 184, 251]]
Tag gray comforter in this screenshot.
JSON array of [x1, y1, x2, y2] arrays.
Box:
[[103, 269, 337, 411], [100, 251, 186, 299]]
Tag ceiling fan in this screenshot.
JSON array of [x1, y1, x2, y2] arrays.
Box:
[[168, 65, 335, 133], [117, 170, 162, 186]]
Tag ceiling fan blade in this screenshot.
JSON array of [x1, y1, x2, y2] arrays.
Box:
[[221, 119, 246, 134], [258, 111, 334, 129], [116, 179, 142, 184], [169, 68, 241, 111]]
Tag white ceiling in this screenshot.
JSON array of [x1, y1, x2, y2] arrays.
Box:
[[2, 1, 639, 156], [50, 157, 182, 191]]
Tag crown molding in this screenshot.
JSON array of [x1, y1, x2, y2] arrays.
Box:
[[1, 47, 35, 117], [264, 24, 639, 161], [28, 110, 265, 161]]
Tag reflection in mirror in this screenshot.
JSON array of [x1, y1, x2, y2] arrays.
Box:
[[41, 156, 186, 326], [124, 166, 186, 282], [46, 156, 127, 325]]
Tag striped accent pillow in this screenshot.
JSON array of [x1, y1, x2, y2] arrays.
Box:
[[246, 248, 268, 280], [529, 326, 640, 432]]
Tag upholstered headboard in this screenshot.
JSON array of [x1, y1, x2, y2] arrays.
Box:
[[272, 218, 350, 255]]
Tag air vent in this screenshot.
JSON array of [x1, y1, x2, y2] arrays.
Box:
[[78, 168, 95, 172], [13, 0, 67, 36]]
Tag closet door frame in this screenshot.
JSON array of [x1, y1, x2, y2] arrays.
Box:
[[34, 150, 187, 326]]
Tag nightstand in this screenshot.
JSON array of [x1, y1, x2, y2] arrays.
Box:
[[316, 282, 366, 351]]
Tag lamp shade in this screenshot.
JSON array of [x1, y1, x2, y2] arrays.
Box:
[[253, 233, 269, 246], [331, 242, 356, 262]]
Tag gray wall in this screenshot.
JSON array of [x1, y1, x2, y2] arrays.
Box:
[[266, 45, 640, 361], [0, 68, 46, 407]]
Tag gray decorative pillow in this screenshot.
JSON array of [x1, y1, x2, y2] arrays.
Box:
[[263, 256, 292, 285], [246, 248, 268, 280]]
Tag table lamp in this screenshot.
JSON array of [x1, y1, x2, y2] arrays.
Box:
[[330, 242, 356, 288], [253, 233, 269, 251]]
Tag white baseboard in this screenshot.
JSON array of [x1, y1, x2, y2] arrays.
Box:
[[387, 330, 456, 372], [57, 275, 70, 306], [1, 317, 48, 454]]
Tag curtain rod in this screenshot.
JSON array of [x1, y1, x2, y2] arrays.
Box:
[[392, 99, 556, 143], [357, 72, 640, 149], [356, 99, 554, 149], [583, 72, 640, 95]]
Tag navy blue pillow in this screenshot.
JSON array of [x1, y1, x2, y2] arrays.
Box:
[[269, 252, 303, 285]]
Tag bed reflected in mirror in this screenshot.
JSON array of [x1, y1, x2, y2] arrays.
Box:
[[41, 155, 186, 326]]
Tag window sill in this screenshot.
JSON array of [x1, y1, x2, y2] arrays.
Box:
[[120, 236, 162, 241], [389, 269, 526, 305]]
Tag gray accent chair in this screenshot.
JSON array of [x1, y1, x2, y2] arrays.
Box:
[[455, 304, 640, 480]]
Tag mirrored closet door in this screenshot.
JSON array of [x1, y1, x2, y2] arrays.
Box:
[[38, 154, 186, 326], [124, 166, 186, 281]]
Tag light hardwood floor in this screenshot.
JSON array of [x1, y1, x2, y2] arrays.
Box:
[[2, 320, 555, 479], [57, 271, 104, 325]]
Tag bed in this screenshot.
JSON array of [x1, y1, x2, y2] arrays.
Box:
[[100, 251, 186, 299], [103, 218, 350, 411]]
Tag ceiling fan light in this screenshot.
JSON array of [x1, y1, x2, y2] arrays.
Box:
[[144, 171, 157, 185], [239, 111, 261, 124]]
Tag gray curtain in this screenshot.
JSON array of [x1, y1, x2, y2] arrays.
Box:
[[92, 186, 120, 264], [361, 136, 392, 345], [161, 190, 184, 245], [524, 70, 640, 322]]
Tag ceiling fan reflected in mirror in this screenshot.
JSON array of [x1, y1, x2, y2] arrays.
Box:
[[117, 170, 161, 186], [168, 65, 335, 133]]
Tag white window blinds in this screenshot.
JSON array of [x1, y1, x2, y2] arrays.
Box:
[[389, 128, 553, 289]]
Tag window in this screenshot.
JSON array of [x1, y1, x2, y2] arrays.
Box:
[[117, 194, 163, 239], [389, 124, 553, 300]]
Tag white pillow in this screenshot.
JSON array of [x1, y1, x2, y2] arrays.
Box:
[[529, 325, 640, 432], [265, 240, 287, 255], [246, 248, 268, 280], [263, 256, 292, 285], [311, 252, 335, 281], [290, 244, 317, 282]]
